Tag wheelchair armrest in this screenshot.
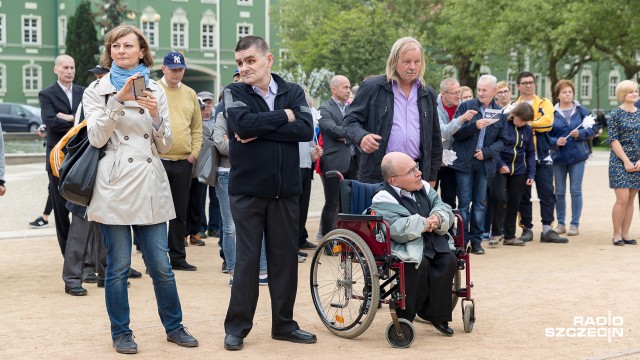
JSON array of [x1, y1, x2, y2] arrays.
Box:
[[452, 209, 460, 215], [337, 213, 384, 221]]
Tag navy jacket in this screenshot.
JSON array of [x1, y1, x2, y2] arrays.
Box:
[[549, 103, 595, 165], [344, 75, 442, 183], [497, 121, 536, 179], [223, 73, 313, 198], [450, 99, 507, 176]]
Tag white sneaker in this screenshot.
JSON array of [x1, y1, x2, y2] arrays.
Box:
[[298, 255, 306, 263], [554, 224, 566, 234], [567, 225, 579, 236]]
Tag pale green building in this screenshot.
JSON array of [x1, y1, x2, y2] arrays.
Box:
[[0, 0, 282, 105]]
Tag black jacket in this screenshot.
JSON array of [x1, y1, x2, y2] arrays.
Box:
[[344, 75, 442, 183], [223, 73, 313, 198]]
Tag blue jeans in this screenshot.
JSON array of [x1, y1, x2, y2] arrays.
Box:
[[553, 161, 586, 227], [455, 164, 489, 245], [200, 183, 221, 232], [99, 223, 183, 338], [216, 171, 267, 274]]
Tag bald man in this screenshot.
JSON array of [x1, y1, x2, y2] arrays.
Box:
[[39, 54, 86, 257], [318, 75, 357, 236], [369, 152, 457, 336]]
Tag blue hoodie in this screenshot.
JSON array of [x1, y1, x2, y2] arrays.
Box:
[[496, 118, 536, 179]]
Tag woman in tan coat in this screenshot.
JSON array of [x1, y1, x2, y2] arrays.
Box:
[[83, 25, 198, 354]]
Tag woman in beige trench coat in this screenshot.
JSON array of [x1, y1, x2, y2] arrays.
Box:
[[83, 25, 198, 354]]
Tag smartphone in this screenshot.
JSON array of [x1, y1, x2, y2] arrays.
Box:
[[133, 77, 146, 98]]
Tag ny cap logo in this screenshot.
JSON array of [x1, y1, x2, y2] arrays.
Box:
[[173, 55, 182, 64]]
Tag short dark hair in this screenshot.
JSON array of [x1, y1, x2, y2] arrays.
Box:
[[508, 102, 535, 122], [235, 35, 270, 54], [516, 71, 535, 85]]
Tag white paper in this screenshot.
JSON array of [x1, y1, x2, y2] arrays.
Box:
[[442, 149, 457, 166]]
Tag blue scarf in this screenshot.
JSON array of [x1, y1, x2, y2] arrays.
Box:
[[109, 63, 150, 92]]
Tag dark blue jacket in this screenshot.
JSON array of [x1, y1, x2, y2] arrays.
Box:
[[497, 120, 536, 179], [450, 99, 507, 176], [223, 73, 313, 198], [549, 103, 595, 165], [344, 75, 442, 183]]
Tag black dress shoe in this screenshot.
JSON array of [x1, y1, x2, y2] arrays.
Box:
[[298, 251, 308, 257], [433, 322, 454, 336], [82, 271, 98, 283], [65, 286, 88, 296], [300, 240, 317, 250], [173, 262, 198, 271], [224, 334, 243, 350], [623, 239, 637, 245], [271, 329, 317, 344], [129, 268, 142, 278]]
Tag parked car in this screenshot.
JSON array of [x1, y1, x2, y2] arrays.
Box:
[[0, 103, 43, 132]]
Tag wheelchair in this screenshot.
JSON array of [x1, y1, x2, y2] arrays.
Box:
[[309, 171, 475, 348]]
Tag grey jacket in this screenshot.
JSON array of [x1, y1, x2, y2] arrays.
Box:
[[368, 181, 454, 265], [436, 94, 466, 151], [213, 112, 231, 169]]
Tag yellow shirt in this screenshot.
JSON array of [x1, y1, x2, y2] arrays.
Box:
[[159, 81, 203, 160]]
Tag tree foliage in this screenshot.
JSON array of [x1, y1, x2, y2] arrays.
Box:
[[95, 0, 131, 33], [65, 1, 100, 87]]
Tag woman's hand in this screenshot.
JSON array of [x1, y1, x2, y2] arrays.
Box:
[[499, 166, 510, 174], [115, 73, 139, 102], [137, 90, 159, 117], [569, 129, 579, 138], [623, 160, 636, 172], [557, 137, 567, 146], [526, 178, 534, 186]]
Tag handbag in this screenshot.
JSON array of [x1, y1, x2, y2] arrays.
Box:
[[58, 125, 104, 206], [195, 132, 220, 186]]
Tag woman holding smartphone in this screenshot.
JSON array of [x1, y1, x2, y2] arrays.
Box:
[[83, 25, 198, 354]]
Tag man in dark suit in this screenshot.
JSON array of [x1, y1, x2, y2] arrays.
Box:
[[39, 54, 85, 256], [317, 75, 357, 236]]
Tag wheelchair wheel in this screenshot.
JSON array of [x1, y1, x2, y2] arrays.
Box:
[[463, 303, 475, 333], [310, 229, 380, 339], [385, 318, 415, 348], [451, 268, 461, 311]]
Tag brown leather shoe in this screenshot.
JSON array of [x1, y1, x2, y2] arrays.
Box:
[[189, 234, 206, 246]]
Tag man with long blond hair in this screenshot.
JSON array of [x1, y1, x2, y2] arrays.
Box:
[[344, 37, 442, 185]]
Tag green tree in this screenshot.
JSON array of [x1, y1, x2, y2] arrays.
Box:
[[65, 1, 100, 87], [95, 0, 131, 33]]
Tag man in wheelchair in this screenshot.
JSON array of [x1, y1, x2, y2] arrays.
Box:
[[369, 152, 458, 336]]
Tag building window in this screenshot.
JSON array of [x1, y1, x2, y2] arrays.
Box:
[[201, 10, 216, 50], [23, 65, 41, 92], [171, 8, 188, 49], [238, 0, 253, 6], [58, 16, 67, 46], [0, 14, 5, 44], [237, 24, 252, 41], [141, 7, 159, 48], [609, 70, 620, 99], [507, 69, 517, 99], [0, 64, 6, 94], [22, 15, 41, 45], [580, 67, 592, 99]]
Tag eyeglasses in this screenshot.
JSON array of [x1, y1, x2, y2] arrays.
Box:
[[393, 165, 420, 178], [518, 81, 535, 87], [497, 90, 510, 95], [445, 90, 461, 96]]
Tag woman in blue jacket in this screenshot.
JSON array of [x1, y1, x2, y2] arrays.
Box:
[[549, 80, 596, 236], [489, 103, 536, 246]]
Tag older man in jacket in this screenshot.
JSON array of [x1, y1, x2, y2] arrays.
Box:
[[344, 37, 441, 185], [370, 152, 457, 336]]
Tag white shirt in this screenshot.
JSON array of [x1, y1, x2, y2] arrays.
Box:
[[57, 81, 73, 107]]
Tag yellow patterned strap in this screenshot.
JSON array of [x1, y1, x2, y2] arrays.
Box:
[[50, 119, 87, 178]]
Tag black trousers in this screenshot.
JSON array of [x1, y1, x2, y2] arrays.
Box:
[[298, 167, 314, 246], [225, 194, 300, 338], [47, 170, 70, 256], [186, 178, 202, 236], [519, 162, 555, 228], [491, 174, 527, 239], [435, 166, 457, 209], [162, 159, 192, 266], [412, 252, 458, 323], [320, 157, 358, 236]]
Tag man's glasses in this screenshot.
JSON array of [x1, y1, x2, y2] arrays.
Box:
[[497, 90, 510, 95], [519, 81, 535, 87], [393, 165, 420, 178], [445, 90, 461, 96]]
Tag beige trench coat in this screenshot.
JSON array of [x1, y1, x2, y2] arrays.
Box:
[[83, 74, 176, 225]]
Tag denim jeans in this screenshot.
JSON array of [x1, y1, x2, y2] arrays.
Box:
[[216, 171, 267, 274], [200, 183, 221, 232], [99, 222, 183, 339], [455, 163, 489, 245], [553, 161, 586, 227]]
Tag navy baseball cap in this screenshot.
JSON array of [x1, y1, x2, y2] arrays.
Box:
[[163, 51, 187, 69], [88, 65, 109, 75], [233, 68, 240, 78]]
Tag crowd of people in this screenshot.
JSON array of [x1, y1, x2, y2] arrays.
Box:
[[7, 25, 639, 354]]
